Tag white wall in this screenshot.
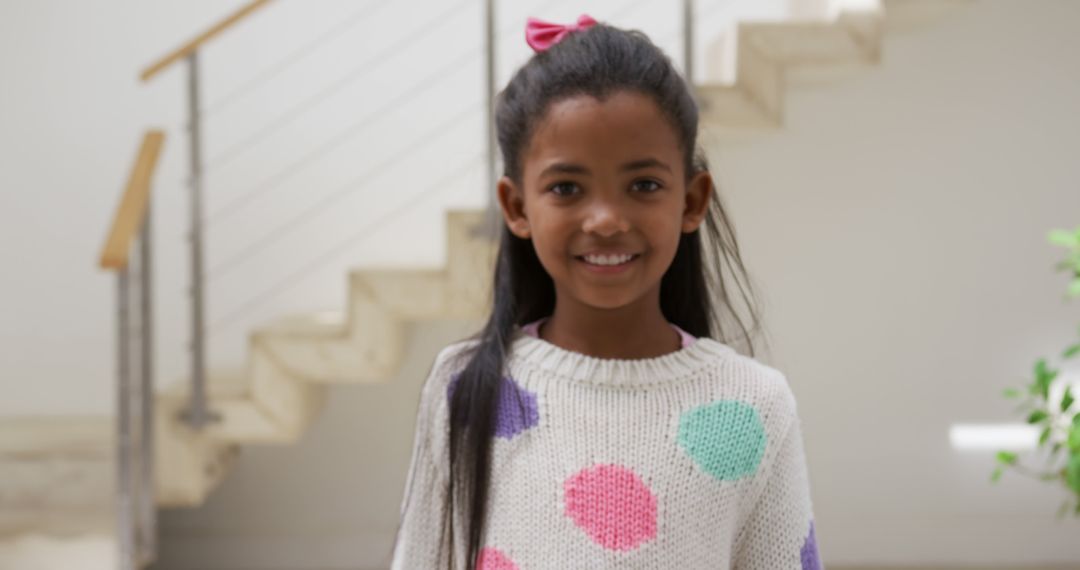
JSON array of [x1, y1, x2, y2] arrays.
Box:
[[704, 0, 1080, 564]]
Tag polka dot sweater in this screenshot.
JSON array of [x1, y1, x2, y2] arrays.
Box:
[[390, 321, 821, 569]]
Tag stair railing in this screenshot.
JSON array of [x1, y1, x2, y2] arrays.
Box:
[[98, 130, 165, 570], [139, 0, 275, 430]]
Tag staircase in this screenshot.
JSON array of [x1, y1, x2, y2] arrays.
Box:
[[155, 208, 496, 508], [0, 1, 969, 567], [697, 0, 969, 132]]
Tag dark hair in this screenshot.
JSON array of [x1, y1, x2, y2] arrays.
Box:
[[440, 22, 765, 569]]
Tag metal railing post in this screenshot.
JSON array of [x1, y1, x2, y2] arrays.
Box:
[[104, 131, 166, 570], [137, 200, 157, 564], [476, 0, 500, 240], [180, 50, 220, 429], [116, 265, 135, 570]]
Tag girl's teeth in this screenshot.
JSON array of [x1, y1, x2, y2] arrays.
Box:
[[583, 254, 634, 266]]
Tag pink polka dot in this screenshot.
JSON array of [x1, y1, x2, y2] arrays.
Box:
[[477, 547, 518, 570], [563, 463, 658, 551]]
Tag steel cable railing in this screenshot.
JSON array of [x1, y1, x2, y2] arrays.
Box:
[[208, 151, 486, 334], [204, 100, 483, 287], [200, 0, 392, 121], [202, 0, 570, 231], [202, 42, 481, 233], [203, 0, 475, 175]]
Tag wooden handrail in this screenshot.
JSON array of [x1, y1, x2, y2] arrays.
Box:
[[140, 0, 274, 82], [99, 130, 166, 271]]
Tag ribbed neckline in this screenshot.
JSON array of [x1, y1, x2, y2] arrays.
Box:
[[508, 324, 735, 387]]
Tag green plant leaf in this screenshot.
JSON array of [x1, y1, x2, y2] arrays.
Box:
[[1064, 386, 1076, 413], [1040, 426, 1052, 446], [1033, 359, 1057, 401], [1070, 424, 1080, 453], [1028, 410, 1049, 424], [1066, 455, 1080, 494], [1048, 229, 1078, 247], [1065, 344, 1080, 359], [997, 450, 1018, 465], [990, 466, 1003, 483], [1002, 387, 1022, 398], [1069, 280, 1080, 297]]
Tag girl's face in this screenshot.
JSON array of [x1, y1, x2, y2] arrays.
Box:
[[497, 90, 712, 312]]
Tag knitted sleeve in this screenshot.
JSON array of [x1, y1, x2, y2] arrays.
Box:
[[388, 342, 473, 570], [732, 408, 822, 570]]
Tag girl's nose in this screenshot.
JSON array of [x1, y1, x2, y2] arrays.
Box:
[[581, 201, 631, 237]]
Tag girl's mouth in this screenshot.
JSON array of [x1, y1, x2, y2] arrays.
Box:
[[574, 254, 640, 274]]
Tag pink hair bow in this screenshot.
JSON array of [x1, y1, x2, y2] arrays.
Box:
[[525, 14, 598, 53]]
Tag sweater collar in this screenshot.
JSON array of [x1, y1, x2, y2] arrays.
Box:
[[507, 325, 735, 387]]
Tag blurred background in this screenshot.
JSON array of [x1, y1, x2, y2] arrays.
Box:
[[2, 0, 1080, 568]]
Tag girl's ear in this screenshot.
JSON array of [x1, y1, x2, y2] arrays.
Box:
[[681, 170, 713, 233], [497, 175, 531, 239]]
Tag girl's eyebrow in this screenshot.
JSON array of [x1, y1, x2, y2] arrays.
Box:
[[539, 157, 672, 177]]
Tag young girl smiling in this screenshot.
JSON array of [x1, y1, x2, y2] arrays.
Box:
[[390, 14, 821, 570]]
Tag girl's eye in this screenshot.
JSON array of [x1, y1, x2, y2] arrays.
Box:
[[633, 179, 662, 193], [549, 182, 579, 197], [549, 180, 662, 196]]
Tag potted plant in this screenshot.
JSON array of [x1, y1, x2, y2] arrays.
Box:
[[993, 225, 1080, 518]]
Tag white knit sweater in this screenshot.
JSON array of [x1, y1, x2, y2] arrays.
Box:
[[390, 327, 821, 569]]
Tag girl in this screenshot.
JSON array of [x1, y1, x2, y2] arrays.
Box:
[[390, 14, 820, 570]]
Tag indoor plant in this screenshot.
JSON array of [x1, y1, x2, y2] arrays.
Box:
[[993, 225, 1080, 518]]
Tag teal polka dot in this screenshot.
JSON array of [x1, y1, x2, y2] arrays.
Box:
[[677, 400, 767, 481]]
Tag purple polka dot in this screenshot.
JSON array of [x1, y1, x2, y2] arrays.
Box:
[[448, 373, 539, 439], [801, 519, 821, 570]]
